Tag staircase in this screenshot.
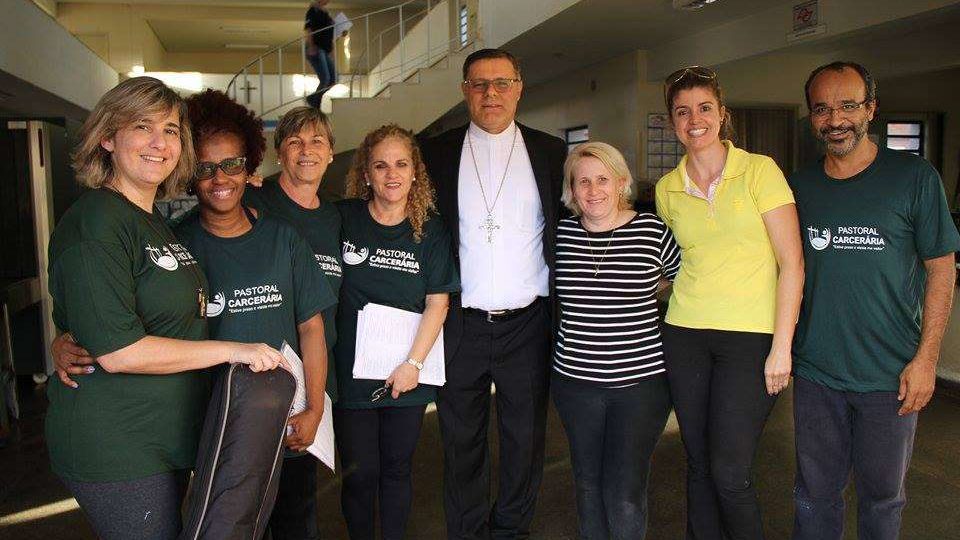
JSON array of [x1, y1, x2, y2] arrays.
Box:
[[226, 0, 478, 153]]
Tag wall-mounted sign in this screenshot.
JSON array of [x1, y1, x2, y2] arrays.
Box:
[[788, 0, 826, 42]]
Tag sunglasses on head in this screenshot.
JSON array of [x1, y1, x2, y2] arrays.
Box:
[[196, 156, 247, 181], [664, 66, 718, 103]]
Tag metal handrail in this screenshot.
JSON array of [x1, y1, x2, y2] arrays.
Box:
[[225, 0, 470, 118]]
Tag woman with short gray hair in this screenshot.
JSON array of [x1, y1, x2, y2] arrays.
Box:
[[553, 141, 680, 539]]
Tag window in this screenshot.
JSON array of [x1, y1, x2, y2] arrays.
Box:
[[885, 121, 923, 157], [459, 6, 469, 48], [565, 125, 589, 152]]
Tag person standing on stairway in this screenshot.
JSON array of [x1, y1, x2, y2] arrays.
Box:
[[421, 48, 567, 540], [304, 0, 336, 107]]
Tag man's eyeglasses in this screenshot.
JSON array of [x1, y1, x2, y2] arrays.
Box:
[[463, 78, 522, 93], [809, 100, 871, 119], [196, 156, 247, 180]]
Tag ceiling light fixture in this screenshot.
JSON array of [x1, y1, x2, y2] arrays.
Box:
[[673, 0, 721, 10]]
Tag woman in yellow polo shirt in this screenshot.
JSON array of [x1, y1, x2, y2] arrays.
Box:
[[654, 66, 804, 540]]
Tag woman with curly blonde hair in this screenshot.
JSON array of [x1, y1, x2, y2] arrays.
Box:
[[334, 124, 460, 539]]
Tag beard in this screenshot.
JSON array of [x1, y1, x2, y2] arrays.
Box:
[[815, 117, 869, 157]]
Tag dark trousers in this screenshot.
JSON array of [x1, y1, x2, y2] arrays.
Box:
[[437, 300, 551, 540], [552, 373, 672, 540], [662, 324, 777, 540], [62, 470, 188, 540], [267, 454, 320, 540], [792, 376, 917, 540], [334, 405, 427, 540]]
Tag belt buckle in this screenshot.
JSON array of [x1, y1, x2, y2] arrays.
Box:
[[486, 309, 507, 323]]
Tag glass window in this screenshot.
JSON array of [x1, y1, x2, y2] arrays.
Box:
[[459, 6, 469, 47], [885, 121, 923, 157], [565, 125, 589, 152]]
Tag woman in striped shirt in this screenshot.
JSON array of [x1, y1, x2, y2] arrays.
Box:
[[553, 141, 681, 539]]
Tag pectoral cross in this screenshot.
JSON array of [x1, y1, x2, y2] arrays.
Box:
[[480, 213, 500, 243]]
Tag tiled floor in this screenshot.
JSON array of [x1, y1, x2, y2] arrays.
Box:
[[2, 377, 960, 539]]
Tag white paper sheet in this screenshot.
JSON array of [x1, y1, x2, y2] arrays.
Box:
[[281, 341, 336, 473], [353, 303, 446, 386], [333, 12, 353, 34]]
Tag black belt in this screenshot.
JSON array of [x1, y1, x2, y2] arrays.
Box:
[[463, 299, 539, 323]]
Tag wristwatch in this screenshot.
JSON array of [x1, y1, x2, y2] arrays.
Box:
[[406, 358, 424, 371]]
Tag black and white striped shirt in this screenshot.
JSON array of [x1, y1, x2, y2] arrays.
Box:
[[553, 212, 681, 387]]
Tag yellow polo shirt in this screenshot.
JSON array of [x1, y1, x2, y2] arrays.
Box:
[[655, 141, 794, 333]]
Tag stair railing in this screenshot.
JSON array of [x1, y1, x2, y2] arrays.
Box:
[[225, 0, 473, 118]]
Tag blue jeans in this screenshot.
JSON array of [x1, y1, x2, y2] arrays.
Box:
[[307, 50, 336, 89], [552, 373, 671, 540], [792, 376, 918, 540]]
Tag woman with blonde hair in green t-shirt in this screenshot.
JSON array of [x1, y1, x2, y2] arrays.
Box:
[[654, 66, 804, 540], [46, 76, 285, 540]]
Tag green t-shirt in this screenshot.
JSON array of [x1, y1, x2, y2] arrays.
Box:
[[243, 182, 343, 401], [173, 210, 336, 357], [334, 199, 460, 409], [790, 148, 960, 392], [46, 189, 210, 482]]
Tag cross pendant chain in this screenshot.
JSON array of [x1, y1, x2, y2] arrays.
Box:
[[480, 213, 500, 243], [466, 127, 518, 245]]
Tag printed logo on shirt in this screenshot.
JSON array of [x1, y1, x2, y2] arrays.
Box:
[[368, 248, 421, 274], [213, 284, 285, 315], [342, 241, 369, 265], [145, 243, 199, 271], [315, 253, 343, 277], [807, 225, 885, 252], [206, 292, 226, 317]]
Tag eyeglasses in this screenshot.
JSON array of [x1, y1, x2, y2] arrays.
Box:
[[664, 65, 717, 103], [196, 156, 247, 180], [463, 78, 522, 93], [370, 383, 392, 403], [809, 100, 871, 119]]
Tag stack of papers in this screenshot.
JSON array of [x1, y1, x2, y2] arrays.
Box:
[[354, 303, 446, 386], [281, 342, 335, 473]]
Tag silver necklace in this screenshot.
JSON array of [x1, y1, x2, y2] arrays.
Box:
[[466, 125, 518, 243], [587, 227, 616, 278]]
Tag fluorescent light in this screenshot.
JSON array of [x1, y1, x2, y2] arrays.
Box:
[[130, 65, 145, 75]]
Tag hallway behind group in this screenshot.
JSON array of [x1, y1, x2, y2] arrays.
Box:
[[2, 381, 960, 539]]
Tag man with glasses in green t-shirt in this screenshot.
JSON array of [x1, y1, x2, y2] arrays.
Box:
[[789, 61, 960, 540]]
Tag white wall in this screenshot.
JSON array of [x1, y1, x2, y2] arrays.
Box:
[[2, 0, 117, 112], [367, 1, 450, 97], [479, 0, 581, 49]]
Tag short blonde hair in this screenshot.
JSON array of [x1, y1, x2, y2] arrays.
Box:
[[561, 141, 634, 216], [274, 106, 335, 150], [71, 77, 195, 200], [345, 124, 435, 242]]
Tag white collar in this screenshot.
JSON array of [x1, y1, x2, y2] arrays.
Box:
[[467, 121, 518, 143]]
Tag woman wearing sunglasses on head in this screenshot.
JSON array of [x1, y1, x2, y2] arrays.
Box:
[[333, 124, 459, 540], [173, 89, 337, 539], [654, 66, 804, 539], [45, 78, 285, 540]]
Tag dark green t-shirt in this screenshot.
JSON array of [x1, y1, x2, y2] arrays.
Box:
[[334, 199, 460, 409], [173, 210, 336, 356], [243, 182, 342, 401], [46, 189, 210, 482], [790, 148, 960, 392]]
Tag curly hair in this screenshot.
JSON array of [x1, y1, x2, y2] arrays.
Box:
[[185, 89, 265, 174], [346, 124, 435, 242], [71, 76, 195, 200]]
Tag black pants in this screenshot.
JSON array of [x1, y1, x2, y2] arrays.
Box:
[[437, 300, 551, 540], [267, 454, 320, 540], [62, 470, 188, 540], [661, 324, 777, 540], [552, 374, 671, 540], [334, 405, 427, 540]]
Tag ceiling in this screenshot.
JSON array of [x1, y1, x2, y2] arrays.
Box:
[[506, 0, 795, 86]]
